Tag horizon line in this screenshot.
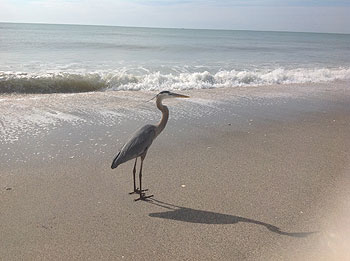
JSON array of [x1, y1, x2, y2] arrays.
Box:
[[1, 21, 349, 36]]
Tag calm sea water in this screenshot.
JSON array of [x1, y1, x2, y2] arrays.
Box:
[[1, 22, 350, 94]]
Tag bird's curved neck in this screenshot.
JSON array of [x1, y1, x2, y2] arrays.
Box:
[[155, 98, 169, 136]]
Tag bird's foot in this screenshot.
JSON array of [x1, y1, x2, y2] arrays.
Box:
[[134, 193, 154, 201], [129, 188, 149, 195]]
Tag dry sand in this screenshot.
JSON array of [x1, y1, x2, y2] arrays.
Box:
[[1, 82, 350, 260]]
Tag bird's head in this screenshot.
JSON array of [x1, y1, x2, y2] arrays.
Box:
[[156, 91, 190, 101]]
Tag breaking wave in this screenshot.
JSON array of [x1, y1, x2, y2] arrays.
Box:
[[0, 72, 107, 94], [1, 67, 350, 94]]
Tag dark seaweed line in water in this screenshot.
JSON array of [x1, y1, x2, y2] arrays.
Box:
[[0, 76, 107, 94]]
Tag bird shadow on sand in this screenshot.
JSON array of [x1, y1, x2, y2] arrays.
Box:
[[146, 198, 316, 238]]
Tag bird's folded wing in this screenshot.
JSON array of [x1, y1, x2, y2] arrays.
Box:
[[113, 125, 157, 166]]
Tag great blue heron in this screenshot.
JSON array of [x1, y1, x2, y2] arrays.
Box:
[[111, 91, 190, 201]]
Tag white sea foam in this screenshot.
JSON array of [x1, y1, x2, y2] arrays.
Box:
[[108, 68, 350, 91], [1, 67, 350, 94]]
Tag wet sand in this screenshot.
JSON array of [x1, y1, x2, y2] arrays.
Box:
[[1, 82, 350, 260]]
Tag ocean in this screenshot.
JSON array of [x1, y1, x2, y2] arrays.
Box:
[[1, 22, 350, 145], [1, 22, 350, 94]]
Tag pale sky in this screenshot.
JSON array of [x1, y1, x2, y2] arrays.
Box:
[[1, 0, 350, 33]]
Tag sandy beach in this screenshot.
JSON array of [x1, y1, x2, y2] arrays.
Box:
[[1, 81, 350, 260]]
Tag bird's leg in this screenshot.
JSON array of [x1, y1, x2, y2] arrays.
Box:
[[129, 157, 148, 195], [129, 158, 138, 194], [135, 155, 153, 201]]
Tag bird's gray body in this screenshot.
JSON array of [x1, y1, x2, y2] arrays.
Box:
[[111, 124, 157, 169]]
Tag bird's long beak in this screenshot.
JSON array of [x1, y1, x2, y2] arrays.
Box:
[[173, 93, 190, 98]]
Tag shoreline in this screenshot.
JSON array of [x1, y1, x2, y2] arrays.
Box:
[[1, 81, 350, 260]]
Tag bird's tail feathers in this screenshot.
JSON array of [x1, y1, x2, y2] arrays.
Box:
[[111, 152, 121, 169]]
